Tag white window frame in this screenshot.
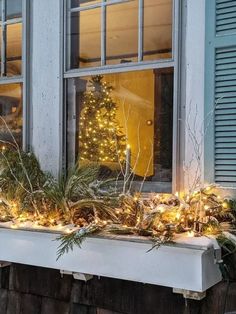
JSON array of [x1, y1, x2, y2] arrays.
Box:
[[63, 0, 181, 193]]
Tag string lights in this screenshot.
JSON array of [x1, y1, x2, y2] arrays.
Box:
[[78, 75, 126, 164]]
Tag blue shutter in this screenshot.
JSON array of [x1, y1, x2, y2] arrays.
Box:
[[205, 0, 236, 187]]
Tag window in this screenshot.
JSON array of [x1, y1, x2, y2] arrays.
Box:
[[65, 0, 178, 193], [0, 0, 24, 148], [66, 0, 173, 69]]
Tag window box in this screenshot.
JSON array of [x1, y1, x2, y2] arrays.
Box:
[[0, 227, 222, 293]]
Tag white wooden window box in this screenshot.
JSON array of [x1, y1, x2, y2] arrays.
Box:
[[0, 227, 222, 295]]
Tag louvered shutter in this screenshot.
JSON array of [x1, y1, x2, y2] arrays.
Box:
[[205, 0, 236, 187]]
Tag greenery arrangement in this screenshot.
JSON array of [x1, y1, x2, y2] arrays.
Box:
[[0, 148, 235, 260]]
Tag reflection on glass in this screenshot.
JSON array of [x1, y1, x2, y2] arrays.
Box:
[[0, 83, 23, 148], [106, 0, 138, 65], [71, 0, 101, 8], [70, 9, 101, 69], [67, 70, 173, 190], [143, 0, 172, 61], [6, 23, 22, 76], [6, 0, 22, 20]]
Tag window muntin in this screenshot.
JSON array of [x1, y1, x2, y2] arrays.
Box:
[[66, 69, 173, 191], [67, 0, 173, 70]]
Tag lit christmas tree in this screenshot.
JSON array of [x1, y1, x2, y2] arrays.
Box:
[[78, 75, 126, 164]]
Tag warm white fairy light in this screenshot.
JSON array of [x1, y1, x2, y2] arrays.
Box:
[[187, 230, 194, 237]]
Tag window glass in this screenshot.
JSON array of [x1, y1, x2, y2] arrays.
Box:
[[0, 83, 23, 148], [68, 0, 173, 69], [70, 9, 101, 69], [67, 69, 173, 191], [7, 22, 22, 76], [6, 0, 22, 20], [106, 1, 138, 65], [143, 0, 172, 61]]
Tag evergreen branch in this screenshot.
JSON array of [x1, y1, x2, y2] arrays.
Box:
[[56, 224, 101, 260]]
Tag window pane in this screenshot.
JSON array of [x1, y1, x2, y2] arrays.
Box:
[[7, 23, 22, 76], [71, 0, 101, 8], [6, 0, 22, 20], [0, 83, 23, 148], [106, 0, 138, 65], [67, 70, 173, 192], [143, 0, 172, 61], [70, 9, 101, 69]]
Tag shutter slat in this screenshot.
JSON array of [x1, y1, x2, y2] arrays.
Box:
[[215, 108, 236, 114], [216, 0, 235, 4], [215, 113, 236, 120], [216, 69, 236, 76], [216, 165, 236, 170], [216, 49, 236, 60], [216, 131, 236, 137], [216, 171, 236, 176], [215, 92, 236, 97], [216, 159, 236, 165], [217, 3, 236, 10], [216, 155, 236, 160], [216, 22, 236, 29], [216, 12, 236, 20], [216, 7, 236, 15], [215, 85, 236, 92], [216, 63, 236, 70], [215, 98, 236, 105], [216, 136, 236, 142], [216, 56, 236, 65], [216, 125, 236, 131], [215, 176, 236, 183], [216, 74, 236, 82], [215, 142, 236, 148]]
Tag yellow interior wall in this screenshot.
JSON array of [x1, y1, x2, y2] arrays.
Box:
[[105, 70, 154, 177]]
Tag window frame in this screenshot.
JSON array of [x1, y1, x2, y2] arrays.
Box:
[[63, 0, 181, 193], [0, 0, 30, 151]]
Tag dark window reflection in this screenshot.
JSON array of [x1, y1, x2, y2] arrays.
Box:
[[71, 0, 100, 8], [6, 0, 22, 20], [0, 83, 23, 148]]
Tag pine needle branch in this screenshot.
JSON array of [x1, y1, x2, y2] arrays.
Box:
[[56, 224, 101, 260]]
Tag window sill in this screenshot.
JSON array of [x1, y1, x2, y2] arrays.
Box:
[[0, 226, 222, 293]]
